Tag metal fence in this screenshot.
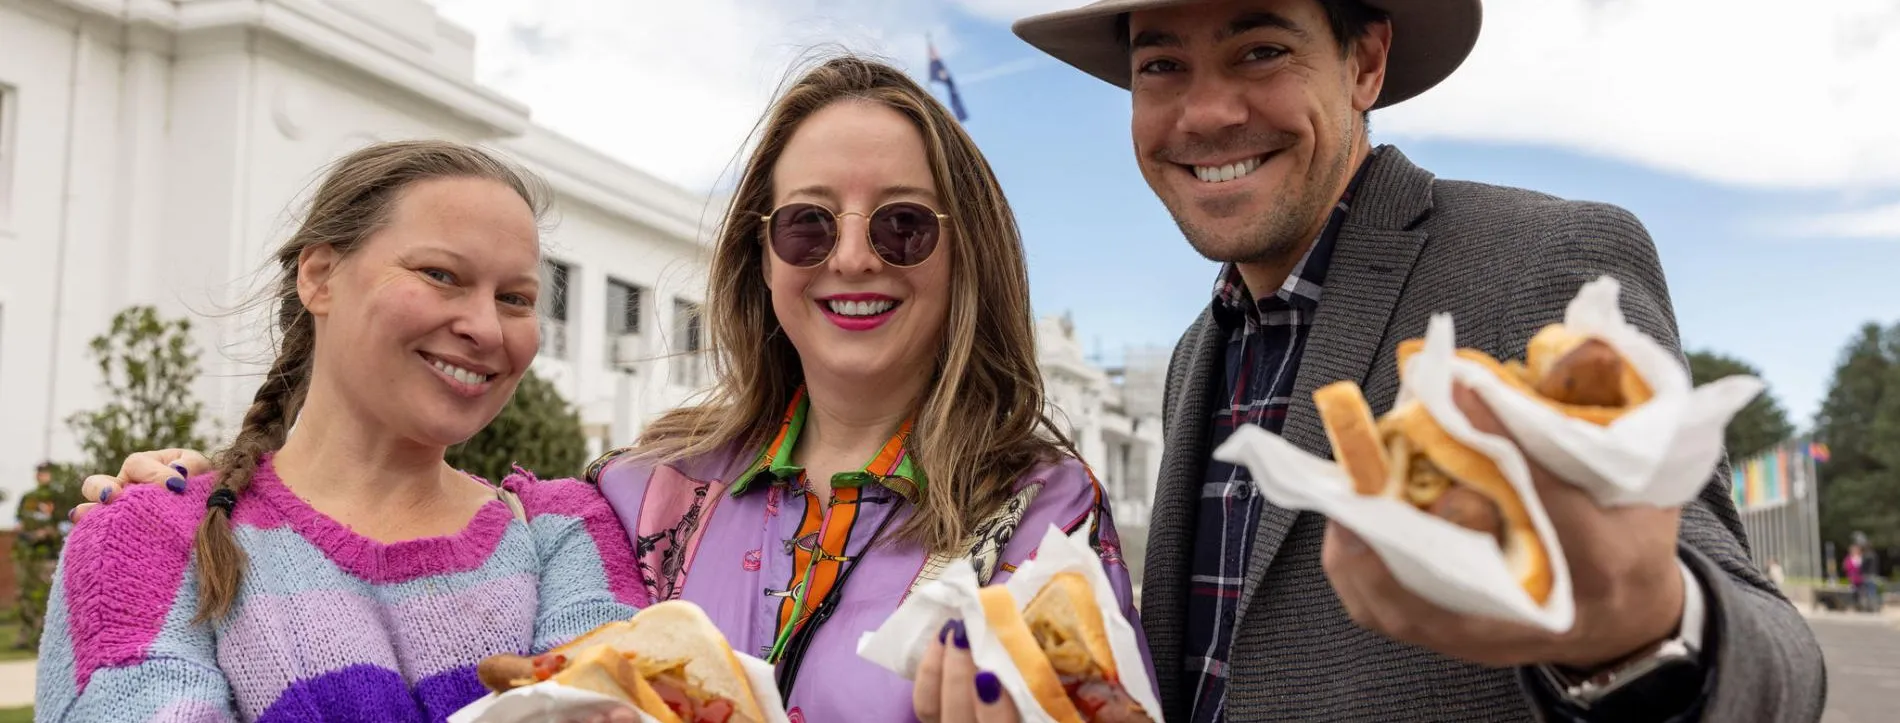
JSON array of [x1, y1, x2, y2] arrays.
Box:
[[1733, 439, 1827, 583]]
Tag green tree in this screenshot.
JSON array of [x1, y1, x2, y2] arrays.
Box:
[[11, 306, 208, 647], [1686, 350, 1795, 460], [66, 306, 210, 474], [446, 370, 588, 484], [1811, 323, 1900, 574]]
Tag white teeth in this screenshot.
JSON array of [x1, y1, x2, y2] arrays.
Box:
[[826, 299, 896, 317], [1193, 156, 1265, 184], [431, 359, 491, 385]]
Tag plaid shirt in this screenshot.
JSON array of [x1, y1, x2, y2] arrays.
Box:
[[1185, 155, 1373, 723]]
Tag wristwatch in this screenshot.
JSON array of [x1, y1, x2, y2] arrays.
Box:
[[1536, 559, 1709, 720]]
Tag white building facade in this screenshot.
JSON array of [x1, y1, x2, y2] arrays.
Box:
[[0, 0, 716, 521], [1036, 314, 1165, 579], [0, 0, 1171, 538]]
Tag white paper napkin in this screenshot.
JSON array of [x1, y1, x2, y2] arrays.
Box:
[[857, 525, 1164, 723], [448, 652, 791, 723], [1450, 276, 1763, 507], [1210, 275, 1763, 633]]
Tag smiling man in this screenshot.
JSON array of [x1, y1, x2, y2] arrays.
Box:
[[1015, 1, 1825, 722]]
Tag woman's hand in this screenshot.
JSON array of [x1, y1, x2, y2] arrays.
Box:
[[69, 448, 212, 522], [913, 619, 1019, 723]]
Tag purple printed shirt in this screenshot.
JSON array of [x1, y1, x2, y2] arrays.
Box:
[[587, 389, 1150, 721]]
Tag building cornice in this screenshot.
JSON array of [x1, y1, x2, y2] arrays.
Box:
[[498, 127, 716, 250], [30, 0, 717, 248], [45, 0, 531, 136]]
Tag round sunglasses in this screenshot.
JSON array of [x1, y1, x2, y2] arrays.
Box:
[[757, 201, 948, 268]]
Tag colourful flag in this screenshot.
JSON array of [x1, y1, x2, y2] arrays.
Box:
[[927, 39, 969, 122], [1809, 441, 1832, 463]]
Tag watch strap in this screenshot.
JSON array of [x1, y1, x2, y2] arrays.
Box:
[[1538, 558, 1708, 712]]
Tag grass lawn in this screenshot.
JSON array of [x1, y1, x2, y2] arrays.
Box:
[[0, 707, 29, 723]]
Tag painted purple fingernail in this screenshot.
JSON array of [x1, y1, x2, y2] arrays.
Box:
[[938, 619, 956, 644], [952, 620, 969, 649], [166, 477, 187, 494], [100, 487, 112, 504], [974, 671, 1001, 704], [172, 464, 190, 478]]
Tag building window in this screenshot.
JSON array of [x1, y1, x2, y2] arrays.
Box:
[[0, 86, 15, 223], [670, 298, 704, 387], [539, 259, 571, 359], [605, 278, 643, 367]]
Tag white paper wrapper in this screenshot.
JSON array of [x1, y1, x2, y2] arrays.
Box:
[[1210, 275, 1764, 633], [1452, 276, 1764, 507], [856, 524, 1164, 723], [448, 652, 791, 723]]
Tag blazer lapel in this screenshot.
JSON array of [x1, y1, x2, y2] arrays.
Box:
[[1142, 307, 1225, 720], [1234, 147, 1436, 623]]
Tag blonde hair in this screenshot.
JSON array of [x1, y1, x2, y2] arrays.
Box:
[[192, 140, 551, 623], [636, 54, 1075, 554]]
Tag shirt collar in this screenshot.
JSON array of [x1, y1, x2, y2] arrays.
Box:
[[1211, 147, 1379, 325], [728, 387, 927, 501]]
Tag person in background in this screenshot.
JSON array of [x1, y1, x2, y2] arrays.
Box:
[[1851, 534, 1881, 612], [38, 140, 641, 723], [1844, 543, 1867, 612], [13, 462, 63, 649]]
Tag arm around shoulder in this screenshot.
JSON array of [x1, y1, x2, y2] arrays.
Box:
[[505, 472, 645, 651]]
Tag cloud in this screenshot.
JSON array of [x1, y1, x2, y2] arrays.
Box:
[[960, 56, 1047, 85], [436, 0, 1900, 197], [1376, 0, 1900, 191], [434, 0, 970, 193], [1790, 201, 1900, 239]]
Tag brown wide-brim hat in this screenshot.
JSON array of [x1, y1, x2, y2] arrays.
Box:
[[1012, 0, 1482, 110]]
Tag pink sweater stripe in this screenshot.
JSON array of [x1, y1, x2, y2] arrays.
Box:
[[236, 461, 516, 584], [63, 481, 204, 690]]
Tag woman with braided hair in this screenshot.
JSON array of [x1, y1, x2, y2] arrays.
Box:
[[35, 140, 642, 723]]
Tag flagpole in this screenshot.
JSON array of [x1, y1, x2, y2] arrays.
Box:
[[1807, 439, 1824, 582]]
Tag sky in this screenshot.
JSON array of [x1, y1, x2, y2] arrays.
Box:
[[432, 0, 1900, 429]]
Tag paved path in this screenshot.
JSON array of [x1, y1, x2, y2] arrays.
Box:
[[1810, 611, 1900, 723], [0, 659, 34, 708]]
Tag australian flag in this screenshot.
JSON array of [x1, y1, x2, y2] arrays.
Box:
[[927, 40, 968, 122]]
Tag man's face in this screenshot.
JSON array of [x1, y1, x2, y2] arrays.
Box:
[[1127, 0, 1389, 268]]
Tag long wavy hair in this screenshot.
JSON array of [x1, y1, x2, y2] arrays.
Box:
[[635, 54, 1076, 554]]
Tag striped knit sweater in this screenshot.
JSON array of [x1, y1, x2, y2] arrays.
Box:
[[33, 457, 642, 723]]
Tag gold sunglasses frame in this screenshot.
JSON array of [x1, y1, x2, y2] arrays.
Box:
[[754, 201, 950, 269]]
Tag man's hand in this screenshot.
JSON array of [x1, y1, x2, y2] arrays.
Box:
[[914, 619, 1021, 723], [1324, 384, 1686, 670], [69, 449, 212, 522]]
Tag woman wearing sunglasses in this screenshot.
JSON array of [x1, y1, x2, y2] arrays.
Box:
[[590, 54, 1146, 722], [69, 54, 1148, 722]]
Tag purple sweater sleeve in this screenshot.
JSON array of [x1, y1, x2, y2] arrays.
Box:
[[505, 472, 645, 651], [34, 484, 238, 722]]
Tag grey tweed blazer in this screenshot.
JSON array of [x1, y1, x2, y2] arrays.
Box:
[[1143, 146, 1826, 722]]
